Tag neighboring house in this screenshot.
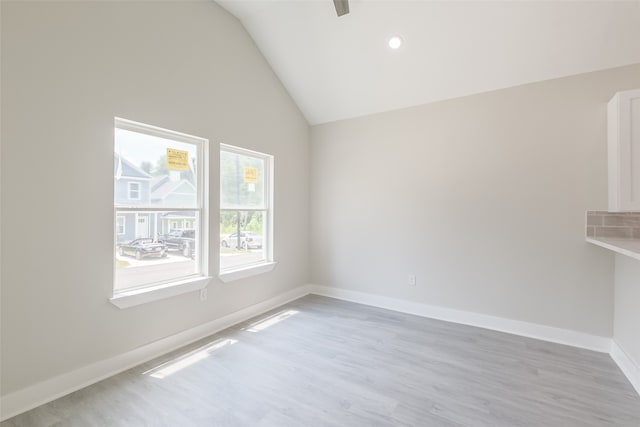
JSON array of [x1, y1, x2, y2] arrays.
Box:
[[151, 175, 197, 233], [115, 154, 154, 243], [115, 156, 196, 242], [151, 175, 197, 206], [114, 153, 152, 205], [160, 211, 196, 233]]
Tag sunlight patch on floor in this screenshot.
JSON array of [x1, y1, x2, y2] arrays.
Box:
[[243, 310, 299, 333], [143, 338, 237, 379]]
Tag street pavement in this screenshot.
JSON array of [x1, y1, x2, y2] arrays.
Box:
[[115, 249, 265, 290]]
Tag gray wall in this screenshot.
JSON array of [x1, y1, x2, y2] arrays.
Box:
[[311, 64, 640, 338], [614, 255, 640, 367], [1, 1, 310, 395]]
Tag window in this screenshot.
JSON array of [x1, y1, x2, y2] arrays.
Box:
[[220, 144, 274, 277], [113, 118, 209, 307], [116, 216, 126, 235], [128, 182, 141, 200]]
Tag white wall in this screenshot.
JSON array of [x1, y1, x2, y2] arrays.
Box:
[[0, 2, 309, 395], [311, 64, 640, 338], [614, 255, 640, 367]]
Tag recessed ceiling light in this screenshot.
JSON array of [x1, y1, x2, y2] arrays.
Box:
[[388, 35, 403, 50]]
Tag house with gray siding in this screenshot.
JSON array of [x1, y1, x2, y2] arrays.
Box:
[[115, 155, 196, 242], [114, 154, 155, 242]]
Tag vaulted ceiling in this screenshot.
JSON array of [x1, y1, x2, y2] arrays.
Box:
[[217, 0, 640, 125]]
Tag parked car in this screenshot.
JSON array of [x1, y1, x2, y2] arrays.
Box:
[[118, 238, 167, 260], [220, 231, 263, 249], [160, 229, 195, 257]]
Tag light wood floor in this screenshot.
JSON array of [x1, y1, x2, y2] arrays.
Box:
[[3, 295, 640, 426]]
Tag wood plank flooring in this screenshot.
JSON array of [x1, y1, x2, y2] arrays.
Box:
[[3, 295, 640, 426]]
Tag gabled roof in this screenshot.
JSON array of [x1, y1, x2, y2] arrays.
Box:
[[161, 211, 196, 219], [151, 179, 196, 201], [114, 154, 152, 180], [151, 175, 170, 191]]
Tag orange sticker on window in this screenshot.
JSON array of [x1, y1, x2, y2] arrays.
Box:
[[244, 167, 258, 183], [167, 148, 189, 171]]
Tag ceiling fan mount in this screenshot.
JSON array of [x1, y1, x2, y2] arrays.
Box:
[[333, 0, 349, 17]]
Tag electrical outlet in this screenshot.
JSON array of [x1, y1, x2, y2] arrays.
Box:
[[408, 274, 416, 286], [200, 288, 208, 301]]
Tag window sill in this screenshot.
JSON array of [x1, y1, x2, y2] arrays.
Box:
[[219, 262, 277, 283], [110, 276, 211, 309]]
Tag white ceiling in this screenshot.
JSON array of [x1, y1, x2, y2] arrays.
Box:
[[218, 0, 640, 125]]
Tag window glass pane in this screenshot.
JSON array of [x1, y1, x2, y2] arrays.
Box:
[[114, 120, 206, 295], [115, 128, 198, 209], [128, 182, 140, 200], [115, 210, 198, 291], [220, 150, 265, 210], [220, 210, 266, 271]]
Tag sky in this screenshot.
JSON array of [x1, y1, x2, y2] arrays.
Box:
[[115, 128, 198, 168]]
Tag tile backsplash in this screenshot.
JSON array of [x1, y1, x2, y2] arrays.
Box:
[[586, 211, 640, 239]]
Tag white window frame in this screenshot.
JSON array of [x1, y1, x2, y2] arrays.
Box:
[[111, 117, 210, 308], [219, 144, 275, 282], [116, 215, 126, 235], [128, 181, 141, 200]]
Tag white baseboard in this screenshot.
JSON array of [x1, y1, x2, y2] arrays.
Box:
[[308, 285, 612, 353], [307, 285, 640, 397], [0, 284, 312, 422], [2, 283, 633, 421], [611, 340, 640, 396]]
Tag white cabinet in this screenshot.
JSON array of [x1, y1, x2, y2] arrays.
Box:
[[608, 89, 640, 212]]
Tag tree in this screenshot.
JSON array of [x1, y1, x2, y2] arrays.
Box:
[[220, 151, 264, 208], [140, 161, 153, 174], [154, 155, 168, 176]]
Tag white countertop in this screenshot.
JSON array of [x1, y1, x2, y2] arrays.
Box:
[[586, 237, 640, 261]]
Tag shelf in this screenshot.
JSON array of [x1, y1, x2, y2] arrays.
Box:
[[586, 237, 640, 262]]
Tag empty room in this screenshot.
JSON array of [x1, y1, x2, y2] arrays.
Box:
[[1, 0, 640, 426]]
